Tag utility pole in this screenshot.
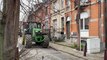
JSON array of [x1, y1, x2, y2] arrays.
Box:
[[0, 0, 20, 60], [104, 0, 107, 60]]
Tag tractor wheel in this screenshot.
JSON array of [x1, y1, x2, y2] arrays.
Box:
[[25, 35, 32, 48], [42, 35, 49, 48]]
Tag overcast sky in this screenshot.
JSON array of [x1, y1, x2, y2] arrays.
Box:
[[20, 0, 29, 21], [0, 0, 2, 11], [0, 0, 43, 21], [20, 0, 44, 21]]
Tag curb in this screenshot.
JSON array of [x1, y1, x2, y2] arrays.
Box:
[[50, 42, 88, 60], [50, 42, 103, 60]]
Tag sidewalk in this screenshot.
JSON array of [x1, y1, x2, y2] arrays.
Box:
[[50, 41, 104, 60]]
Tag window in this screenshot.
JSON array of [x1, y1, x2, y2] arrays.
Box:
[[53, 2, 59, 12], [53, 19, 57, 30], [85, 18, 89, 29], [36, 23, 41, 28], [31, 23, 41, 28], [80, 18, 89, 30], [66, 0, 71, 10], [80, 19, 83, 29], [66, 0, 71, 8], [61, 0, 64, 8], [80, 12, 89, 30], [61, 17, 64, 30], [33, 23, 37, 28], [45, 7, 48, 15]]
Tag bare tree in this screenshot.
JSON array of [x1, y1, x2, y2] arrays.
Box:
[[0, 0, 48, 60], [0, 0, 20, 60]]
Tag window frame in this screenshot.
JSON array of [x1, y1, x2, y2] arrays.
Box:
[[53, 19, 57, 30], [66, 0, 71, 10], [80, 18, 89, 30], [61, 0, 64, 8]]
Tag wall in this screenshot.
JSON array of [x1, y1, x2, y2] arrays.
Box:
[[51, 0, 66, 38]]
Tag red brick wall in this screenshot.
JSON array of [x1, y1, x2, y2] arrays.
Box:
[[64, 0, 104, 42]]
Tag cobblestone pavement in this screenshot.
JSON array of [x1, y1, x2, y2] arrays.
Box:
[[20, 46, 85, 60]]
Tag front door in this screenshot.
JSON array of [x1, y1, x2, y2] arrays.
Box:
[[66, 21, 70, 39]]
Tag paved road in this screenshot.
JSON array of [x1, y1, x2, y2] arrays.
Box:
[[20, 45, 85, 60]]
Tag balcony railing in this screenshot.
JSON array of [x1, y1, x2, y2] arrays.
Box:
[[80, 1, 90, 6], [74, 0, 90, 8]]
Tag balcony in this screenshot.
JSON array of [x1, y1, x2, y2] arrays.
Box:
[[74, 0, 90, 9], [80, 1, 90, 7]]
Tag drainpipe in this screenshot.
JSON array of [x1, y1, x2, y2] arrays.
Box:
[[104, 0, 107, 60], [98, 0, 102, 44]]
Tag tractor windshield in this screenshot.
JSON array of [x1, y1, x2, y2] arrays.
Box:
[[31, 23, 41, 29], [33, 23, 37, 28], [37, 23, 41, 28]]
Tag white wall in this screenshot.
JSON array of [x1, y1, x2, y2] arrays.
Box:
[[80, 30, 89, 37], [87, 38, 100, 54]]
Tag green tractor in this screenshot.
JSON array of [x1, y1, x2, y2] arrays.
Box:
[[24, 22, 50, 48]]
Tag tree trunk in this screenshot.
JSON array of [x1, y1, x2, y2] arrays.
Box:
[[0, 20, 4, 60], [0, 0, 20, 60]]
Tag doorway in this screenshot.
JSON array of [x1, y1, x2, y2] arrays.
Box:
[[66, 21, 70, 39]]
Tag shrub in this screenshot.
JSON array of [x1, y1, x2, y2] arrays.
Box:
[[71, 43, 78, 49]]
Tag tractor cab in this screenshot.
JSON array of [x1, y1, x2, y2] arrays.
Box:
[[25, 22, 42, 34], [24, 22, 49, 48]]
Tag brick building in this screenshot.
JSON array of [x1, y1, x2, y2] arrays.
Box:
[[27, 2, 51, 32], [50, 0, 66, 40], [65, 0, 104, 53], [50, 0, 105, 53]]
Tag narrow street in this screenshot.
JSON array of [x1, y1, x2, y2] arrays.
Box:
[[20, 45, 85, 60], [0, 0, 107, 60]]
